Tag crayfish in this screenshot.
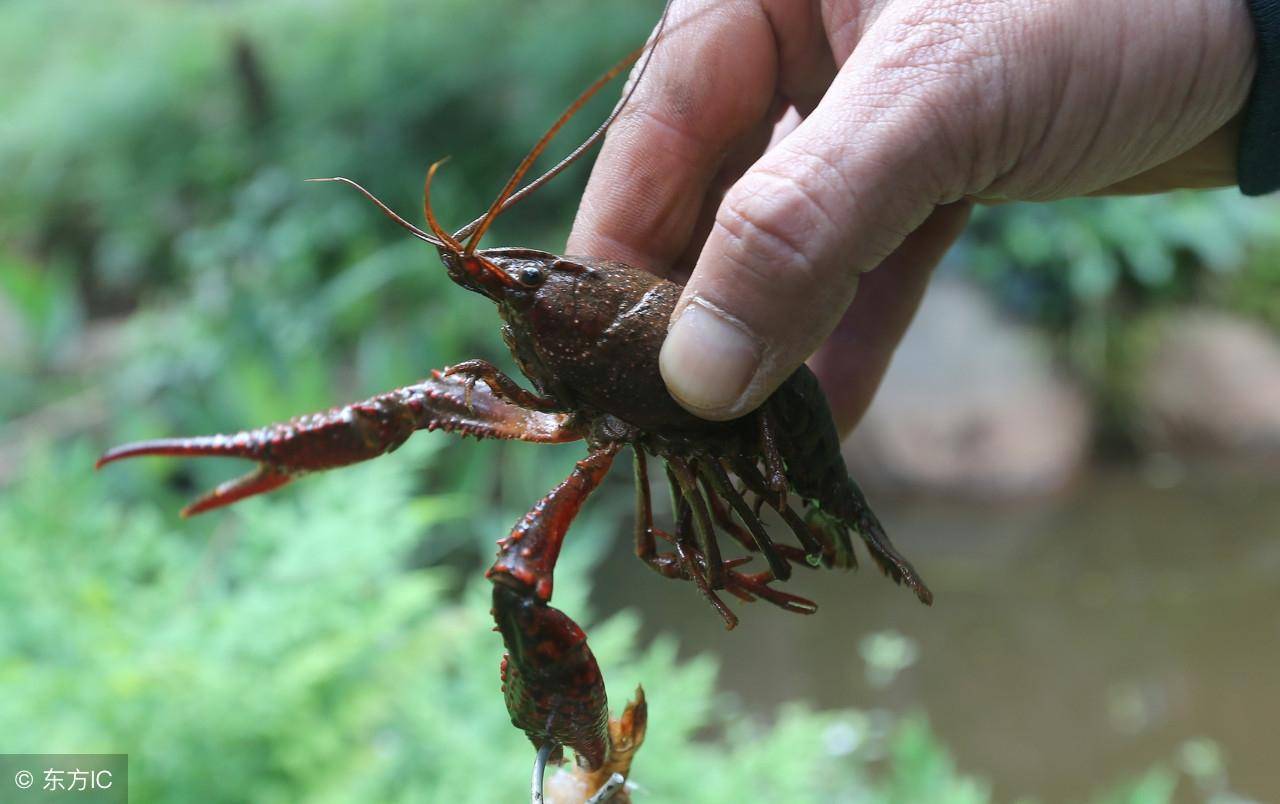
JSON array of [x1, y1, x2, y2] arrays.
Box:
[[97, 9, 931, 802]]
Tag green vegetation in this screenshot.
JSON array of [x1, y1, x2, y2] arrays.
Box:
[[2, 1, 1274, 801], [967, 192, 1280, 331], [6, 441, 973, 803], [0, 442, 1236, 803]]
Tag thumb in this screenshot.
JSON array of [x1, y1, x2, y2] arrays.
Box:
[[658, 15, 981, 420]]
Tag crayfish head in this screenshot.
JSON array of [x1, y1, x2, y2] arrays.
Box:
[[438, 246, 591, 308], [436, 246, 501, 300], [435, 245, 564, 304]]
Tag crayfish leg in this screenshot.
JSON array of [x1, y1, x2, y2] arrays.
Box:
[[667, 459, 726, 590], [699, 459, 795, 581], [488, 447, 617, 601], [443, 359, 561, 412], [632, 452, 817, 625]]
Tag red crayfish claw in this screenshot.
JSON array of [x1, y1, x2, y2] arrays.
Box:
[[95, 396, 420, 517], [96, 372, 581, 518], [495, 583, 648, 804]]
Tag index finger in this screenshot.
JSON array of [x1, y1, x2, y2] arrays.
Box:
[[566, 0, 780, 274]]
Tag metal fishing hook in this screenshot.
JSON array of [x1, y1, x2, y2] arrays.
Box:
[[531, 741, 556, 804]]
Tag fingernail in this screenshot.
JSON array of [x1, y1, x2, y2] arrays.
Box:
[[660, 300, 761, 418]]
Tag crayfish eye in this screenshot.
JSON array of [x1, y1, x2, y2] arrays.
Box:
[[518, 265, 545, 287]]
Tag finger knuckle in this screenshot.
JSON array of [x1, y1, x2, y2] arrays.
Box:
[[714, 169, 838, 291], [620, 103, 717, 159]]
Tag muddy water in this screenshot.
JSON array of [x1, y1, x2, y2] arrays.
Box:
[[590, 465, 1280, 801]]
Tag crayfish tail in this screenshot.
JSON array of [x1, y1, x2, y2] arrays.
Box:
[[853, 507, 934, 606], [568, 686, 647, 802], [768, 364, 933, 604], [613, 686, 648, 757]]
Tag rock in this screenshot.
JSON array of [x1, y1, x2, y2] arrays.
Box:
[[1137, 310, 1280, 458], [843, 279, 1091, 499]]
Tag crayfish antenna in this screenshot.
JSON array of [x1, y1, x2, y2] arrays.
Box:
[[305, 176, 443, 246], [422, 158, 463, 252], [455, 0, 675, 251]]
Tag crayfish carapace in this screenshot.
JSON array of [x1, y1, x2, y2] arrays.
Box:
[[97, 6, 931, 801]]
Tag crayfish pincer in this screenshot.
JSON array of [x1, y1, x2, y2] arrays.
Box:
[[97, 11, 930, 801]]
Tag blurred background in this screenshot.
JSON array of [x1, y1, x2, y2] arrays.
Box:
[[2, 0, 1278, 801]]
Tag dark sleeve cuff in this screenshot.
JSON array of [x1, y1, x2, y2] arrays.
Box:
[[1240, 0, 1280, 195]]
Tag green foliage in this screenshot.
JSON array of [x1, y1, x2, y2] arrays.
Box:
[[1, 440, 998, 803], [964, 192, 1280, 440], [1, 0, 653, 291], [0, 0, 655, 428], [1, 439, 1254, 802], [966, 192, 1280, 330], [1091, 769, 1179, 804], [1217, 239, 1280, 331]]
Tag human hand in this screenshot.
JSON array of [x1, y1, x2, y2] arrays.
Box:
[[567, 0, 1256, 431]]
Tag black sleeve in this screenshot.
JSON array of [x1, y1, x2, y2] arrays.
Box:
[[1240, 0, 1280, 195]]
